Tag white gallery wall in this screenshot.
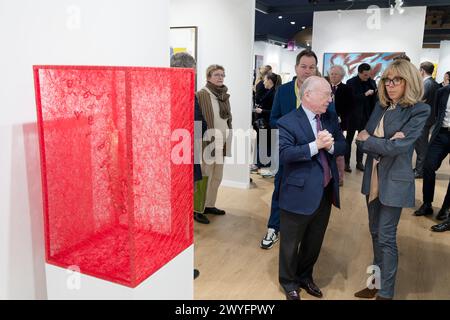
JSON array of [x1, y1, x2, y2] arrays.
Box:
[[436, 41, 450, 84], [253, 41, 300, 83], [0, 0, 170, 299], [420, 48, 440, 65], [170, 0, 255, 189], [312, 6, 427, 74]]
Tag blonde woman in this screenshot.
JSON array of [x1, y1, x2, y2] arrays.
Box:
[[354, 59, 430, 300], [196, 65, 232, 217]]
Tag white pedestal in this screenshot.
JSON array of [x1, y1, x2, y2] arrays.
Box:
[[45, 245, 193, 300]]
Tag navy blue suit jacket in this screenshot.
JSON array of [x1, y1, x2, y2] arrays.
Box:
[[277, 106, 346, 215], [270, 80, 297, 128]]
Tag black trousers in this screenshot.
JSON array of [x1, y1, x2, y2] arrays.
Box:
[[279, 184, 332, 293], [423, 129, 450, 204], [414, 123, 432, 175], [345, 127, 363, 165]]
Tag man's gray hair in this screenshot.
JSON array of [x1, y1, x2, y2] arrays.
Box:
[[299, 76, 324, 100], [170, 52, 196, 68], [300, 77, 314, 100], [329, 65, 345, 77]]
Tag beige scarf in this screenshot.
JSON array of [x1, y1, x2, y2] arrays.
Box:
[[196, 83, 233, 157]]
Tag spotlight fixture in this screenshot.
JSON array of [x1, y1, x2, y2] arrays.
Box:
[[302, 26, 306, 29], [290, 21, 296, 25], [278, 15, 283, 19]]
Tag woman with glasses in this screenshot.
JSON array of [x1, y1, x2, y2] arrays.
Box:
[[196, 65, 232, 218], [353, 59, 430, 300]]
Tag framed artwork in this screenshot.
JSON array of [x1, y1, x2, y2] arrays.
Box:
[[170, 26, 198, 62], [323, 52, 404, 83], [254, 55, 264, 71]]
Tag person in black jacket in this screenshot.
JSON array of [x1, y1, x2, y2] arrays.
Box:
[[328, 65, 354, 185], [413, 61, 440, 179], [254, 72, 279, 169], [170, 52, 207, 279], [414, 85, 450, 223], [345, 63, 377, 172]]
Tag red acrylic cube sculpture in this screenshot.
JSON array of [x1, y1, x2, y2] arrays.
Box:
[[33, 65, 194, 287]]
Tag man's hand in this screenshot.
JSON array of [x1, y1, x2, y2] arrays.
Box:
[[365, 89, 375, 96], [255, 107, 263, 114], [390, 131, 405, 140], [356, 130, 370, 141], [316, 130, 334, 150]]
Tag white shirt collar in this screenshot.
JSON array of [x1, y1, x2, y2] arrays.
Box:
[[302, 105, 318, 121]]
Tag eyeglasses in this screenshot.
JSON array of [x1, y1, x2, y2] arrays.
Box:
[[383, 77, 403, 86], [212, 73, 225, 78]]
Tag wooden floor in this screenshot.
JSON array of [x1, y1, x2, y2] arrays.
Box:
[[193, 151, 450, 300]]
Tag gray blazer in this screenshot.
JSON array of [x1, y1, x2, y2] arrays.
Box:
[[356, 102, 430, 208]]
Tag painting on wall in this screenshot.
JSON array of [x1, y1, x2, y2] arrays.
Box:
[[170, 26, 198, 62], [323, 52, 404, 83]]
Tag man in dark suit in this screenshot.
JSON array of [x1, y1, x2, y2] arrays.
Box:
[[277, 76, 346, 300], [345, 63, 377, 172], [260, 49, 318, 250], [329, 65, 354, 186], [170, 52, 207, 279], [413, 61, 440, 179], [415, 85, 450, 225]]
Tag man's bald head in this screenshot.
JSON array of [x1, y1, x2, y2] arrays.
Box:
[[300, 76, 332, 115]]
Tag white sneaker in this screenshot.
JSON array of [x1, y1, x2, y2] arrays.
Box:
[[260, 228, 279, 249]]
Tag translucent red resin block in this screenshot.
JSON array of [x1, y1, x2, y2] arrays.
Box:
[[33, 66, 194, 287]]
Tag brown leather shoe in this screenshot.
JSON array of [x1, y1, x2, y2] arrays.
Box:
[[354, 287, 378, 299], [376, 295, 392, 300]]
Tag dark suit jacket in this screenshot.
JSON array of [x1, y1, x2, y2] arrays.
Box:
[[357, 102, 430, 208], [423, 77, 440, 126], [277, 107, 346, 215], [333, 82, 355, 131], [269, 80, 297, 128], [429, 85, 450, 143], [346, 76, 377, 130]]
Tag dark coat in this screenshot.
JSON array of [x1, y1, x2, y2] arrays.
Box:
[[346, 76, 377, 131], [194, 96, 207, 182], [429, 85, 450, 143], [256, 87, 275, 125], [423, 77, 440, 126], [255, 81, 268, 105], [277, 107, 346, 215], [332, 82, 355, 131]]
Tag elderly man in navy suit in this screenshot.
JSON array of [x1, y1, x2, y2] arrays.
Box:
[[260, 49, 318, 250], [277, 76, 346, 300]]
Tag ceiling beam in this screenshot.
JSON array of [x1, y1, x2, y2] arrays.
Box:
[[256, 0, 450, 14]]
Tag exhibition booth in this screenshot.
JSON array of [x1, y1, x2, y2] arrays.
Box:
[[1, 0, 448, 300]]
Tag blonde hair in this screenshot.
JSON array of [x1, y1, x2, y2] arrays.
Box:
[[378, 59, 424, 108], [206, 64, 225, 79]]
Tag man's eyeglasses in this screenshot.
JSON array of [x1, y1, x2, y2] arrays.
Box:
[[212, 73, 225, 78], [383, 77, 403, 86]]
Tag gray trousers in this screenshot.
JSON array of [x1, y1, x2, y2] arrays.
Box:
[[367, 197, 402, 299]]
